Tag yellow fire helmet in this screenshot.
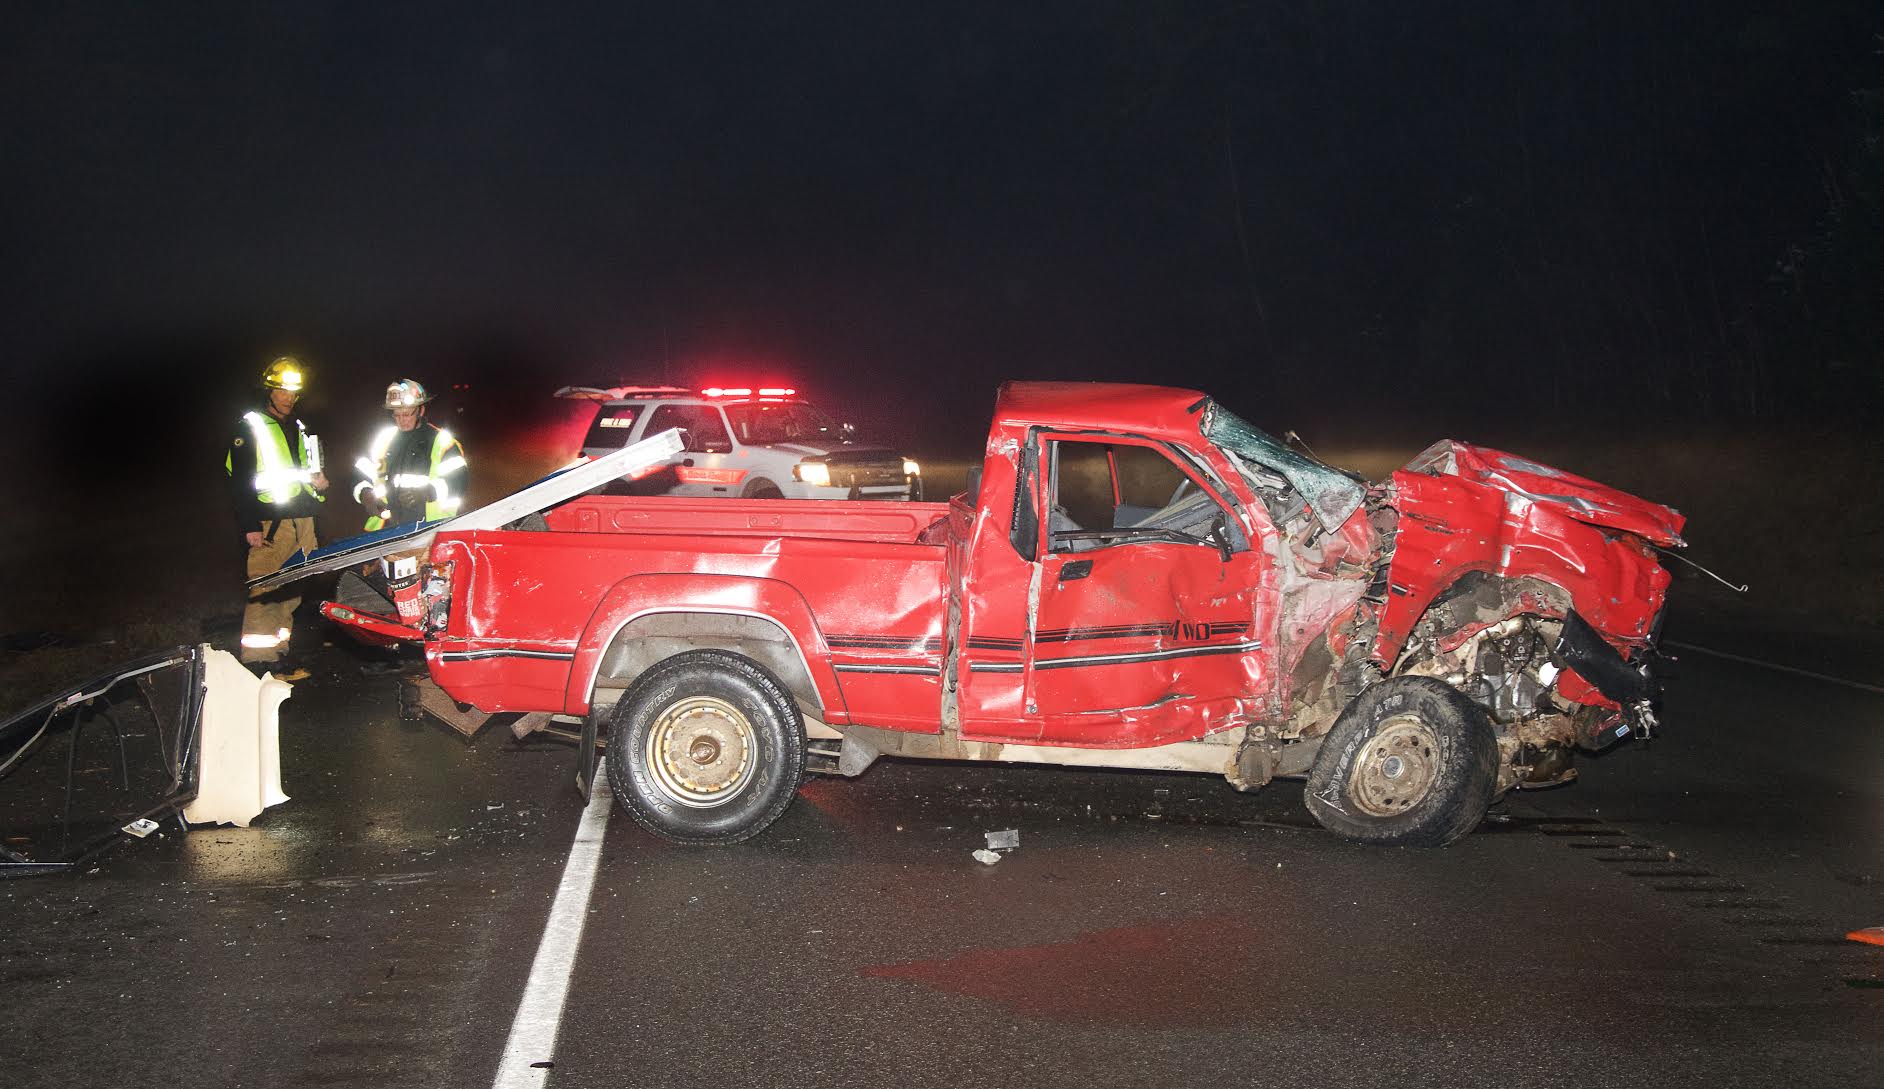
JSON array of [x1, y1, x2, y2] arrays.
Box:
[[384, 378, 432, 408], [261, 356, 306, 392]]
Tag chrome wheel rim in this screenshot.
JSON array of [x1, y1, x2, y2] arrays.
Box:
[[1349, 714, 1441, 816], [645, 696, 756, 808]]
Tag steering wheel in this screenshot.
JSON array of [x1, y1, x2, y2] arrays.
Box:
[[1167, 478, 1196, 505]]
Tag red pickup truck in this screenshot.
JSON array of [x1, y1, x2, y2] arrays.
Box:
[[336, 382, 1683, 848]]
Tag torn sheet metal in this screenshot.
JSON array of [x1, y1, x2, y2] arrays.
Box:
[[248, 428, 685, 593], [1400, 440, 1685, 546], [1374, 444, 1680, 666]]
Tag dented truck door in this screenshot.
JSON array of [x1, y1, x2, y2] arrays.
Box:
[[1019, 434, 1268, 748]]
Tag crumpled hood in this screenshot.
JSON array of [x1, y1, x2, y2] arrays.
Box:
[[1401, 441, 1686, 547]]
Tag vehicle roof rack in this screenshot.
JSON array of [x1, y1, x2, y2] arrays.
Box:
[[552, 385, 694, 401]]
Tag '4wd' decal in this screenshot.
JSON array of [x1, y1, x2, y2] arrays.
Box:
[[1035, 620, 1252, 643]]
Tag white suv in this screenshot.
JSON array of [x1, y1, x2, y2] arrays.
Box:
[[555, 385, 923, 500]]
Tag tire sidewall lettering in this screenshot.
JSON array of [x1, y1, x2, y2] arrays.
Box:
[[1304, 677, 1496, 848]]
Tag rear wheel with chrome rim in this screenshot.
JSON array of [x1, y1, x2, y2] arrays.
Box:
[[606, 650, 806, 844]]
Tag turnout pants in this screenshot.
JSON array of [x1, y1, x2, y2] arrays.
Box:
[[241, 516, 318, 663]]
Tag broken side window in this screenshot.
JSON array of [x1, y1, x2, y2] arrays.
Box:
[[1043, 436, 1245, 556], [1, 648, 207, 875]]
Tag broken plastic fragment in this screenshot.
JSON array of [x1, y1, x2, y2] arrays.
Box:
[[183, 647, 291, 827], [971, 849, 1002, 865], [122, 819, 160, 839], [1848, 927, 1884, 947], [985, 829, 1019, 850]]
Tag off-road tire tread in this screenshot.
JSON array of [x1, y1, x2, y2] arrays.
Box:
[[1303, 675, 1498, 847]]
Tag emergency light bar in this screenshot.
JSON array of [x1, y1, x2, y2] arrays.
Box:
[[701, 387, 796, 398]]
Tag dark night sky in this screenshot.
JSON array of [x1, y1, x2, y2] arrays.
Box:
[[2, 2, 1877, 466]]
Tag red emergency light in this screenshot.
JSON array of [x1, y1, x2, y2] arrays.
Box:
[[701, 386, 796, 398]]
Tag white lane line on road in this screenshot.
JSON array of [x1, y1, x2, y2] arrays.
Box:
[[492, 779, 613, 1088], [1668, 640, 1884, 696]]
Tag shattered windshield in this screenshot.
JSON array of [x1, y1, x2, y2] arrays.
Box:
[[1201, 401, 1366, 531]]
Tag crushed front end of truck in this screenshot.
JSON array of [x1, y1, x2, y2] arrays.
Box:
[[1365, 441, 1682, 794], [1202, 401, 1684, 842]]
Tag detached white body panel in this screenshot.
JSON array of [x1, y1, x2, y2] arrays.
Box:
[[183, 646, 292, 827]]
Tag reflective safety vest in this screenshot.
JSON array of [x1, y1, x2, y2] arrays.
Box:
[[227, 411, 319, 506], [355, 425, 467, 530]]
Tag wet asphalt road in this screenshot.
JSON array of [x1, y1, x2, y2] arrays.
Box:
[[3, 619, 1881, 1089]]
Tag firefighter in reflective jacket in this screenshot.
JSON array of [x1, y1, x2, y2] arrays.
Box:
[[225, 357, 329, 676], [353, 379, 468, 530]]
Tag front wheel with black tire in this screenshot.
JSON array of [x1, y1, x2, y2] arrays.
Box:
[[1303, 676, 1498, 847], [605, 650, 806, 845]]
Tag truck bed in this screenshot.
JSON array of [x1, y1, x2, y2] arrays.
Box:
[[546, 495, 951, 544], [427, 496, 954, 726]]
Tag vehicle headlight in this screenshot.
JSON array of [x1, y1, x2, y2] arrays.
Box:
[[903, 458, 921, 477], [795, 462, 831, 487]]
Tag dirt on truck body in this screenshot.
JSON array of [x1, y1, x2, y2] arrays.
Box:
[[325, 381, 1682, 848]]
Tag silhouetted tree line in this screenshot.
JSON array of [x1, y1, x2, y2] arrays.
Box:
[[1751, 81, 1884, 422], [1113, 3, 1884, 428]]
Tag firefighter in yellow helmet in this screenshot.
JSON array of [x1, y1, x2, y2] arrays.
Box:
[[352, 379, 469, 531], [225, 357, 329, 680]]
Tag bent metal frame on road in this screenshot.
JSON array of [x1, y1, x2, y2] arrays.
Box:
[[0, 646, 208, 876]]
